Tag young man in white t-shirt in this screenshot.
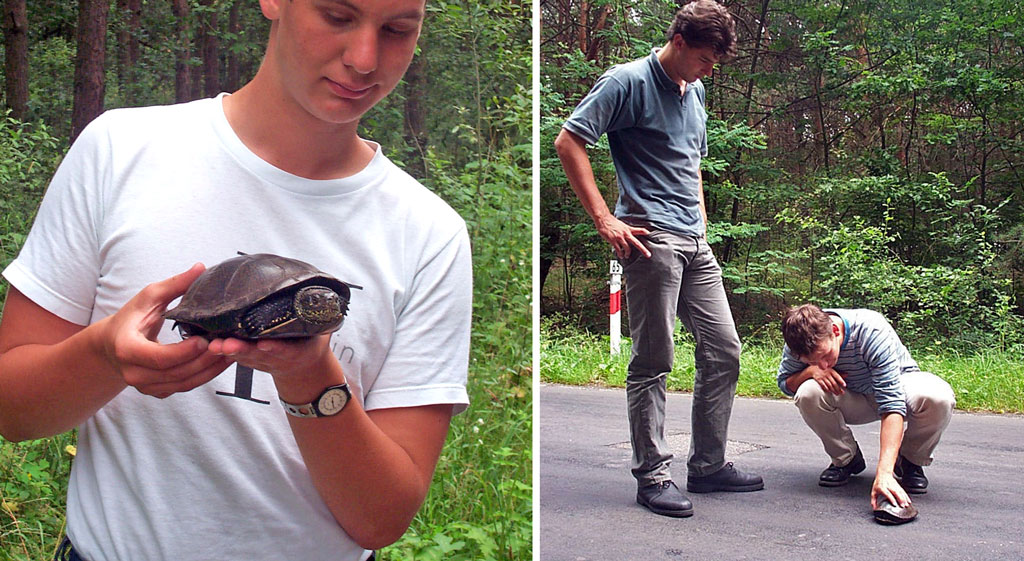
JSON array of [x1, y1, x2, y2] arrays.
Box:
[[0, 1, 472, 559]]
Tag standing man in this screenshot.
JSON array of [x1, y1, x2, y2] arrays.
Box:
[[777, 304, 956, 512], [0, 1, 472, 559], [554, 0, 763, 518]]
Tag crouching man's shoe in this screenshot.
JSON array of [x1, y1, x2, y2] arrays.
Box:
[[686, 462, 764, 493], [819, 446, 866, 487], [894, 455, 928, 494], [636, 480, 694, 518]]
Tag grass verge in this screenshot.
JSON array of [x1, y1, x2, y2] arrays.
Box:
[[540, 323, 1024, 415]]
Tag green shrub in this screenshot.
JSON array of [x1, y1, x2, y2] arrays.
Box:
[[0, 113, 63, 303], [0, 433, 76, 561]]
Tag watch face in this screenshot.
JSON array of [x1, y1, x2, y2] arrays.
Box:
[[317, 388, 349, 415]]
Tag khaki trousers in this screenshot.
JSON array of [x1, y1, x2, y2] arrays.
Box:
[[793, 371, 956, 467]]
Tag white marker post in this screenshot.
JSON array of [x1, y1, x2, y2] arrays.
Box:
[[609, 260, 623, 355]]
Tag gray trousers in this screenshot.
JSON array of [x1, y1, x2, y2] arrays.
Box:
[[621, 229, 742, 485]]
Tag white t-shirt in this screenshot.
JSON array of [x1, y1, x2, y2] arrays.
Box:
[[2, 95, 472, 561]]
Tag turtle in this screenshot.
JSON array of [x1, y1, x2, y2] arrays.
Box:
[[163, 253, 356, 340], [872, 497, 918, 525]]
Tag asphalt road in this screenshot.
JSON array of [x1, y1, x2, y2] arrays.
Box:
[[539, 383, 1024, 561]]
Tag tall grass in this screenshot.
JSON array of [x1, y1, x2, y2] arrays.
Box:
[[0, 434, 74, 561], [541, 320, 1024, 414], [379, 92, 533, 560]]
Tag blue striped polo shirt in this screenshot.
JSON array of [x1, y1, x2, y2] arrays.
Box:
[[562, 48, 709, 237], [777, 309, 920, 416]]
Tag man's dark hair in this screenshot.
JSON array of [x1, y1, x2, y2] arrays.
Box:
[[781, 304, 833, 358], [667, 0, 737, 60]]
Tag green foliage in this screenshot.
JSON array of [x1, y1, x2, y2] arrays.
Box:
[[0, 433, 76, 561], [24, 37, 76, 137], [369, 2, 532, 558], [385, 78, 532, 561], [0, 114, 62, 297], [806, 173, 1022, 351], [917, 350, 1024, 414], [384, 407, 531, 560], [541, 0, 1024, 348]]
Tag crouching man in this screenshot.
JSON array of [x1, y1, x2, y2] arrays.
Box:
[[776, 304, 956, 511]]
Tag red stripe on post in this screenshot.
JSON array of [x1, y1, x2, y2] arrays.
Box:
[[609, 291, 621, 314]]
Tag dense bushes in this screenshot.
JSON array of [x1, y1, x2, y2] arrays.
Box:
[[0, 114, 62, 281]]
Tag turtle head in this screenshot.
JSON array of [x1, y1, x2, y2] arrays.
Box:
[[293, 285, 344, 325]]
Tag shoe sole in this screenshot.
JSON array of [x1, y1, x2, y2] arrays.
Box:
[[818, 478, 853, 487], [636, 497, 694, 518], [686, 481, 765, 494]]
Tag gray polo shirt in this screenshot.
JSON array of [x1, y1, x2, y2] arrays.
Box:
[[563, 48, 708, 236]]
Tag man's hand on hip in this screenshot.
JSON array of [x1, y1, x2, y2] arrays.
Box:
[[596, 215, 651, 260]]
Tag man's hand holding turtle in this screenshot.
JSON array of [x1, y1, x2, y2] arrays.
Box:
[[98, 264, 233, 399]]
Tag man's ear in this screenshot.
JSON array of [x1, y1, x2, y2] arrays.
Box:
[[832, 322, 841, 337], [671, 32, 686, 51], [260, 0, 282, 21]]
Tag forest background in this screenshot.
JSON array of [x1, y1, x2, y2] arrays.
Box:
[[0, 1, 530, 560], [540, 0, 1024, 410]]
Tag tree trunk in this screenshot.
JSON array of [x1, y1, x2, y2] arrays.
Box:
[[2, 0, 29, 120], [190, 4, 205, 100], [71, 0, 110, 143], [813, 69, 830, 175], [539, 256, 553, 291], [226, 0, 241, 92], [583, 5, 611, 62], [171, 0, 192, 102], [201, 0, 220, 97], [116, 0, 141, 104], [577, 1, 588, 54], [403, 52, 427, 178]]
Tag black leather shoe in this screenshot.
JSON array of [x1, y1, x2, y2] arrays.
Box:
[[686, 462, 764, 493], [819, 447, 866, 487], [636, 480, 694, 517], [894, 456, 928, 494]]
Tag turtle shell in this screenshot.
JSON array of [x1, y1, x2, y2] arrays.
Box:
[[163, 253, 352, 340], [873, 497, 918, 525]]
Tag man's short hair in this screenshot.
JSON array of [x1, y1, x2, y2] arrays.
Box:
[[667, 0, 738, 60], [781, 304, 833, 358]]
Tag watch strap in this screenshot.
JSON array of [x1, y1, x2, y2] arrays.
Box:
[[280, 383, 351, 418]]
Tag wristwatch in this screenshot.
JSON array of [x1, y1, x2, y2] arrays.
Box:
[[280, 383, 352, 418]]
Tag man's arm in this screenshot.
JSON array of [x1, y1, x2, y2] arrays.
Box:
[[0, 267, 232, 441], [553, 128, 650, 259], [783, 364, 847, 395], [872, 412, 912, 509], [208, 336, 451, 550], [783, 366, 813, 394]]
